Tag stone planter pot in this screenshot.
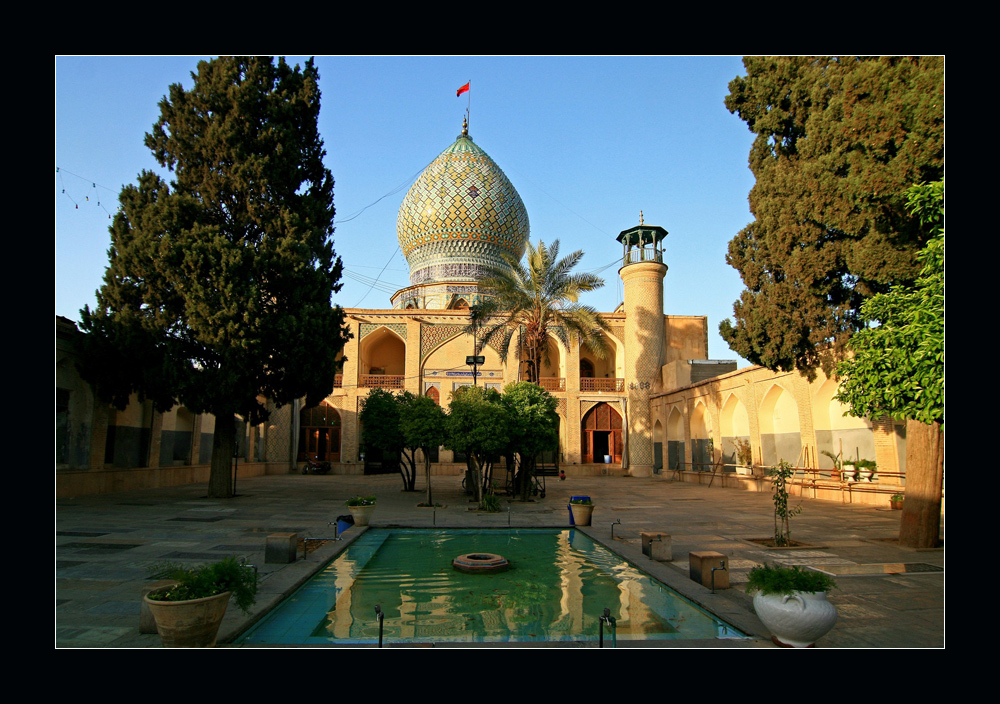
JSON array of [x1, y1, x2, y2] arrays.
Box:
[[753, 591, 838, 648], [143, 590, 232, 647], [735, 465, 752, 476], [348, 504, 375, 526], [569, 503, 594, 526]]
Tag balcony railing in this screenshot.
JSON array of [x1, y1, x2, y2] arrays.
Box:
[[361, 374, 404, 389], [538, 377, 566, 392], [623, 247, 663, 265], [581, 377, 625, 392]]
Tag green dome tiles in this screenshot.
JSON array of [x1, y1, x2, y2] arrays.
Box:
[[397, 134, 529, 285]]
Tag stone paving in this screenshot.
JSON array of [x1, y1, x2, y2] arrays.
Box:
[[55, 472, 944, 648]]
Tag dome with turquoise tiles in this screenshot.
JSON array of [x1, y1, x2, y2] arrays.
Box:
[[397, 122, 529, 286]]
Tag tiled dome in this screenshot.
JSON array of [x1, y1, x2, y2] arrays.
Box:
[[397, 126, 529, 286]]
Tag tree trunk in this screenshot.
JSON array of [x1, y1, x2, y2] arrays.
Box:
[[423, 451, 433, 506], [209, 414, 236, 498], [899, 419, 943, 548], [518, 454, 535, 501], [471, 455, 484, 503], [400, 449, 417, 491]]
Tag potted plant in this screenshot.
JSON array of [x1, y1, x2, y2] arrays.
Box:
[[856, 459, 877, 482], [841, 459, 858, 482], [890, 492, 904, 510], [746, 564, 838, 648], [734, 438, 753, 476], [144, 557, 258, 647], [821, 450, 842, 481], [346, 495, 376, 526], [569, 496, 594, 526]]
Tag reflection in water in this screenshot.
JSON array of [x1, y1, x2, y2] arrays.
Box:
[[240, 529, 745, 645]]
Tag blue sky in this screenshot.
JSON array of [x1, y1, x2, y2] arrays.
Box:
[[55, 55, 757, 367]]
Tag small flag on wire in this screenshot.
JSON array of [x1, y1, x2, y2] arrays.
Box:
[[456, 82, 470, 97]]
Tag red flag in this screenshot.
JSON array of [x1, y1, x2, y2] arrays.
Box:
[[456, 82, 470, 97]]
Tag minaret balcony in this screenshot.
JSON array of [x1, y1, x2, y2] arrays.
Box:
[[623, 246, 663, 266]]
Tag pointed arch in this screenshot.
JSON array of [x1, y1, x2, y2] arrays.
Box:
[[299, 402, 341, 463], [759, 383, 801, 466], [359, 326, 406, 389], [690, 400, 713, 470], [666, 406, 685, 472], [581, 402, 622, 464], [813, 379, 875, 467], [721, 392, 751, 465]]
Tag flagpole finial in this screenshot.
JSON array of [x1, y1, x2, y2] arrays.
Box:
[[462, 115, 468, 137]]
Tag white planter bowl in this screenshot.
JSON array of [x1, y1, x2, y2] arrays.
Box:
[[753, 591, 838, 647]]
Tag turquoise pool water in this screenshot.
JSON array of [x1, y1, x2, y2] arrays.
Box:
[[237, 528, 748, 645]]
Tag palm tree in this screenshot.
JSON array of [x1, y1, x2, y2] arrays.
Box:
[[472, 240, 611, 383]]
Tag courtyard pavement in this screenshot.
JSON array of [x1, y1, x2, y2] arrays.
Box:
[[55, 471, 944, 648]]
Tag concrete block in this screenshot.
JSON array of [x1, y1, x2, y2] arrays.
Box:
[[641, 532, 672, 561], [266, 532, 298, 564], [689, 550, 729, 590], [140, 580, 179, 633]]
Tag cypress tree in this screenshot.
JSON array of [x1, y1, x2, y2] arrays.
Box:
[[720, 56, 944, 378], [78, 57, 349, 497]]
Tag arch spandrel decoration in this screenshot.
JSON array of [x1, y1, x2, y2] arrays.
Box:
[[420, 324, 466, 363], [580, 398, 623, 419], [360, 323, 408, 341]]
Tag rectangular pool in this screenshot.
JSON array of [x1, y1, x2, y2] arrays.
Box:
[[237, 528, 747, 645]]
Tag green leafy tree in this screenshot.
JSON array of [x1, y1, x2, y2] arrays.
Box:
[[446, 386, 510, 503], [720, 56, 944, 378], [501, 382, 559, 501], [837, 181, 943, 548], [360, 388, 416, 492], [77, 56, 349, 498], [399, 394, 448, 506], [474, 240, 610, 382]]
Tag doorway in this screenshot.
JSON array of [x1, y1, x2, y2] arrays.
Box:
[[581, 402, 622, 464]]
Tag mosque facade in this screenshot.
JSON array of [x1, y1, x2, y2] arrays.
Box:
[[57, 122, 907, 505]]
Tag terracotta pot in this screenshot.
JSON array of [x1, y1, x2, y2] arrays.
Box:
[[890, 499, 904, 510], [144, 590, 232, 647], [753, 591, 838, 648], [348, 504, 375, 526], [570, 503, 594, 526]]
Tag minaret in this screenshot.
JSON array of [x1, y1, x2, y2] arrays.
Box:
[[617, 212, 668, 477]]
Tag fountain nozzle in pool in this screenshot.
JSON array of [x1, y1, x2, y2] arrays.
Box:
[[452, 553, 510, 572]]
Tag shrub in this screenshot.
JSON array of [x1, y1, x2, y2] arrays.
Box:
[[147, 557, 258, 614], [746, 564, 836, 596], [480, 493, 502, 512], [734, 438, 753, 466], [346, 495, 376, 507]]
